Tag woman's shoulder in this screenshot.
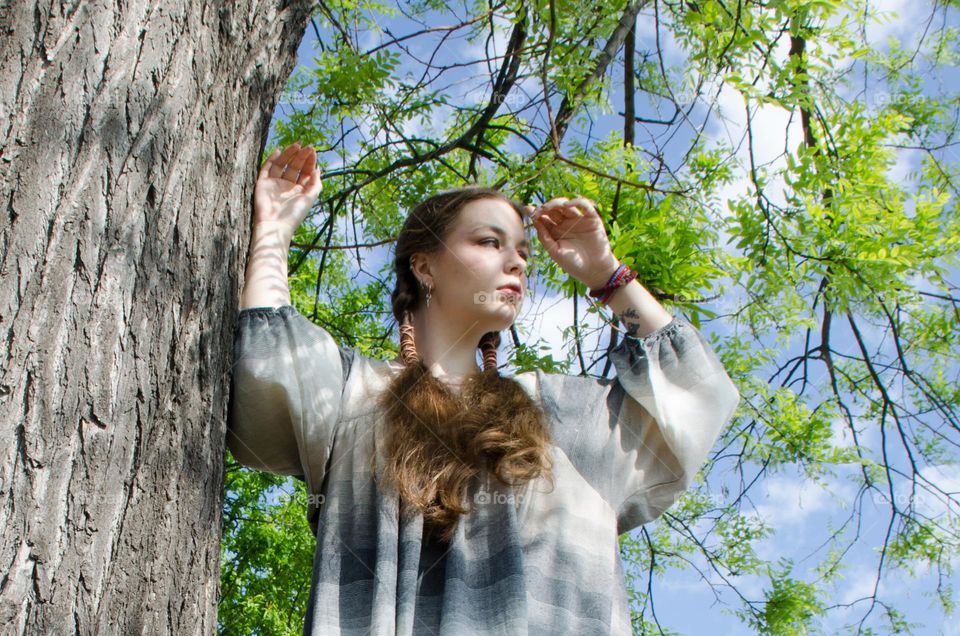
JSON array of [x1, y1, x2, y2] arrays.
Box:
[[508, 368, 539, 403], [334, 352, 399, 422]]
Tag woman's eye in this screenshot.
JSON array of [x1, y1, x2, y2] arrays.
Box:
[[482, 239, 528, 261]]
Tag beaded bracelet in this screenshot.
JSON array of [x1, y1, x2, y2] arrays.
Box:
[[588, 262, 638, 304]]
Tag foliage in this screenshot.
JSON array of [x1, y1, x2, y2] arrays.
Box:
[[219, 459, 315, 635]]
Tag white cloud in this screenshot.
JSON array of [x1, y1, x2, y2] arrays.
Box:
[[836, 562, 890, 606], [862, 0, 913, 48], [829, 414, 886, 458], [906, 463, 960, 520], [633, 6, 686, 66], [829, 416, 858, 451], [752, 473, 855, 530], [756, 477, 819, 525]]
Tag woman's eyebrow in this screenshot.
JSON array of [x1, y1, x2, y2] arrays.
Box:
[[472, 224, 530, 250]]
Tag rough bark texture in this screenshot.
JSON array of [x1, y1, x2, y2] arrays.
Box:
[[0, 1, 314, 632]]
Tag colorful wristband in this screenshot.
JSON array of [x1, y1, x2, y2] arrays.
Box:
[[588, 263, 638, 304]]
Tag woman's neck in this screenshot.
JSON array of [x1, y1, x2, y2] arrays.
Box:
[[408, 307, 485, 384]]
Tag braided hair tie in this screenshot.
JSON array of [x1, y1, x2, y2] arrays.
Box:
[[587, 262, 638, 304]]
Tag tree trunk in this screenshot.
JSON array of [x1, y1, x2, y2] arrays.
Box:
[[0, 1, 313, 631]]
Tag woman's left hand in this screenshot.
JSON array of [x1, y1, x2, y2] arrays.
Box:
[[526, 196, 620, 289]]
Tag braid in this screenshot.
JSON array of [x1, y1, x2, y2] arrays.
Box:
[[393, 265, 421, 366], [399, 310, 420, 365], [479, 332, 500, 372]]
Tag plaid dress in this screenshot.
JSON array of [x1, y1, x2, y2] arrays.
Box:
[[227, 304, 739, 635]]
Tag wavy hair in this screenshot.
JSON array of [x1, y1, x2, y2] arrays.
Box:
[[370, 185, 555, 543]]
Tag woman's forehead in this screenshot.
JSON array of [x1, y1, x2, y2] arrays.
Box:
[[455, 198, 525, 238]]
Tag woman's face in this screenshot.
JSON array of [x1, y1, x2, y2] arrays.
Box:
[[423, 197, 530, 332]]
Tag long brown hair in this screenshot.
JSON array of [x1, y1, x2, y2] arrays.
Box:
[[371, 185, 555, 543]]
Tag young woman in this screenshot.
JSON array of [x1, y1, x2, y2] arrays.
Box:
[[228, 141, 740, 635]]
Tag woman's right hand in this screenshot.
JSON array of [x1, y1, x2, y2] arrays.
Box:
[[253, 140, 323, 238]]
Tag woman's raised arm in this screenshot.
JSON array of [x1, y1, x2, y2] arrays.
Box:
[[240, 141, 323, 309], [240, 222, 296, 309]]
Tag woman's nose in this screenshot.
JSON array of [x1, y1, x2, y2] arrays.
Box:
[[507, 252, 526, 277]]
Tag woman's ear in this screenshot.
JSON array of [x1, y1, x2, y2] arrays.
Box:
[[409, 253, 434, 288]]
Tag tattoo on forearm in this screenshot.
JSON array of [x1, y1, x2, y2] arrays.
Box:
[[619, 307, 642, 337]]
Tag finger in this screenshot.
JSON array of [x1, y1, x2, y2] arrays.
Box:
[[296, 149, 317, 186], [533, 216, 558, 256], [269, 142, 302, 180], [526, 204, 550, 224], [304, 170, 323, 198], [534, 213, 560, 238], [539, 197, 570, 213], [267, 146, 291, 180], [259, 147, 282, 179], [273, 142, 301, 177], [535, 210, 562, 232], [557, 196, 591, 217], [288, 145, 315, 183], [305, 165, 324, 200], [566, 197, 598, 218], [542, 206, 572, 226], [540, 198, 583, 222]]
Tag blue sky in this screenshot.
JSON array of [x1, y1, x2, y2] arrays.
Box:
[[259, 1, 960, 632]]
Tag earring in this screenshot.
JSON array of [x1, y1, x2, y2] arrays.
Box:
[[416, 276, 433, 309]]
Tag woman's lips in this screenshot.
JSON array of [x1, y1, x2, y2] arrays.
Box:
[[497, 287, 522, 299]]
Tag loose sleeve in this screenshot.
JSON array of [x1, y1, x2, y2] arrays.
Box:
[[536, 313, 740, 535], [226, 305, 354, 487]]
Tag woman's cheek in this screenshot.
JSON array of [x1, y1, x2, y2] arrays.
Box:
[[461, 252, 488, 282]]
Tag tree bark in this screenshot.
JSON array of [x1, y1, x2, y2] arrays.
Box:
[[0, 0, 314, 631]]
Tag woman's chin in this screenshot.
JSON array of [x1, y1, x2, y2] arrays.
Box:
[[490, 300, 521, 326], [464, 292, 521, 331]]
